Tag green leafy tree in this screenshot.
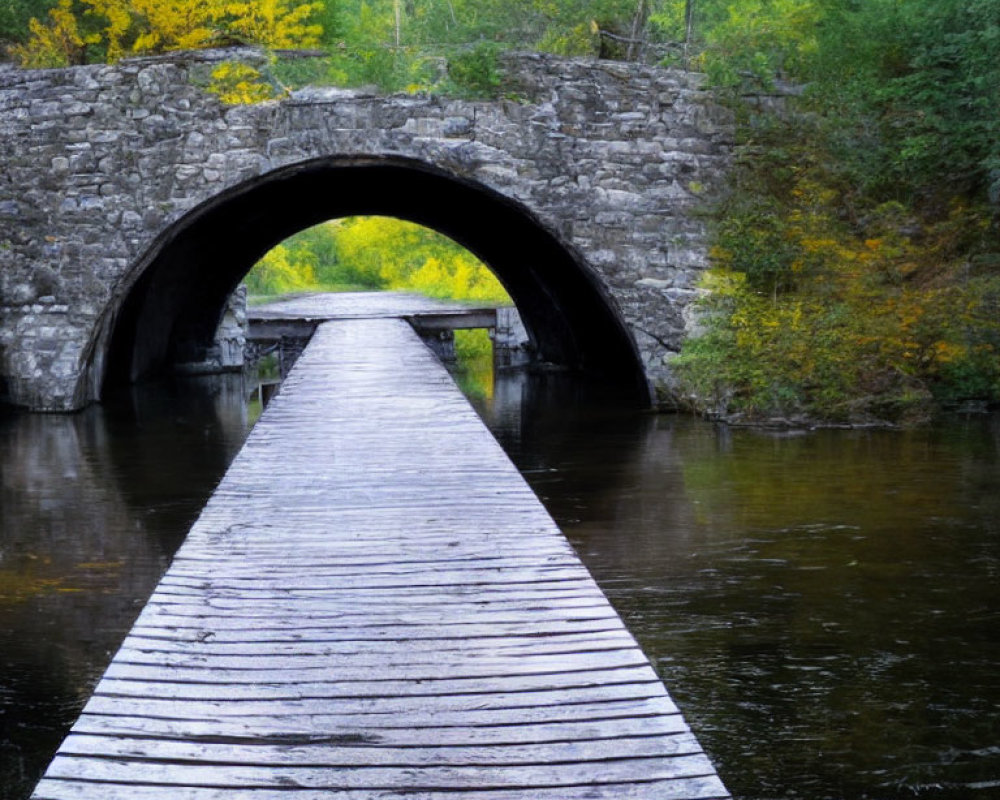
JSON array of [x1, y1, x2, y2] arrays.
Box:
[[664, 0, 1000, 422], [0, 0, 57, 48], [806, 0, 1000, 201]]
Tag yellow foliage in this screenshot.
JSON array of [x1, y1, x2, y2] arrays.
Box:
[[246, 216, 511, 307], [83, 0, 133, 61], [127, 0, 221, 54], [14, 0, 322, 67], [799, 236, 837, 254], [247, 242, 316, 293], [332, 216, 510, 305], [9, 0, 95, 67], [686, 162, 1000, 422], [207, 62, 275, 104], [222, 0, 323, 49], [699, 266, 746, 294], [407, 251, 508, 303]]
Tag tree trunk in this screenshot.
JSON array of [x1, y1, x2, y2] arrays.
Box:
[[684, 0, 695, 61], [627, 0, 649, 61]]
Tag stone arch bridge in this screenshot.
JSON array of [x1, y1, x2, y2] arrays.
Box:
[[0, 48, 732, 411]]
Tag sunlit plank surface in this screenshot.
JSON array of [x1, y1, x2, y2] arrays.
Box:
[[248, 290, 496, 321], [33, 318, 729, 800]]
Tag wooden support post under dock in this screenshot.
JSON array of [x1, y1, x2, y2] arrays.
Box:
[[33, 318, 729, 800]]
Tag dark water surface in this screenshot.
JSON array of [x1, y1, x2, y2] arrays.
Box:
[[0, 377, 252, 798], [1, 368, 998, 800], [474, 374, 1000, 800]]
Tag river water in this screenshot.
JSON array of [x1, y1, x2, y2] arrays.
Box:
[[1, 368, 998, 800]]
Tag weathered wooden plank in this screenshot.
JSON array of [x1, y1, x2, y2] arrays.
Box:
[[143, 581, 603, 603], [115, 629, 639, 659], [139, 593, 610, 615], [102, 648, 649, 683], [136, 594, 616, 618], [130, 607, 618, 629], [34, 775, 730, 800], [77, 684, 677, 718], [154, 567, 594, 591], [177, 509, 558, 536], [57, 730, 703, 765], [127, 608, 621, 633], [124, 618, 627, 643], [145, 576, 599, 596], [155, 564, 593, 588], [171, 540, 577, 564], [94, 669, 653, 709], [31, 316, 727, 800], [174, 530, 567, 547], [112, 644, 645, 673], [164, 553, 583, 576], [407, 309, 498, 331], [43, 752, 717, 788], [247, 291, 501, 323], [75, 711, 688, 743], [77, 693, 687, 744], [93, 664, 661, 701], [72, 711, 689, 745]]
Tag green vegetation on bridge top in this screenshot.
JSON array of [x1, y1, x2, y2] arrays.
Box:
[[3, 0, 997, 424]]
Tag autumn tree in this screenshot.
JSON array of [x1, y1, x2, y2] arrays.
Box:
[[665, 0, 1000, 422], [244, 216, 509, 305], [11, 0, 322, 67]]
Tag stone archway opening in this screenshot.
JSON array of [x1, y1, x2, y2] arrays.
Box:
[[101, 156, 651, 405]]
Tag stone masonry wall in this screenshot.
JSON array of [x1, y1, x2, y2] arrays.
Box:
[[0, 48, 733, 410]]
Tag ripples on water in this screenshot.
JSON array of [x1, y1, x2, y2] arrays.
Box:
[[1, 368, 998, 800]]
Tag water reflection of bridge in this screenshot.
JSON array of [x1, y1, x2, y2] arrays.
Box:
[[33, 299, 729, 799]]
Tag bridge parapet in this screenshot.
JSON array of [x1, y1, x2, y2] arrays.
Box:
[[0, 48, 733, 410]]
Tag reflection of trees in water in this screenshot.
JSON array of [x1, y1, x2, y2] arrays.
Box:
[[477, 370, 698, 573], [98, 374, 250, 551], [0, 374, 251, 800]]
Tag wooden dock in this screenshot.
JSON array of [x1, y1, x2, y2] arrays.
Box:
[[247, 290, 501, 340], [33, 315, 729, 799]]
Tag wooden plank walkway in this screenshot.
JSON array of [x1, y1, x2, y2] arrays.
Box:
[[33, 317, 729, 800], [248, 290, 501, 329]]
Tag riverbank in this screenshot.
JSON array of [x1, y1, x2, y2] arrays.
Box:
[[671, 403, 1000, 432]]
